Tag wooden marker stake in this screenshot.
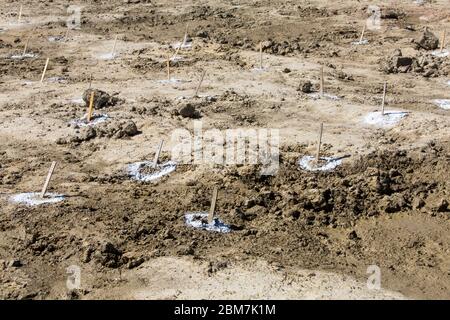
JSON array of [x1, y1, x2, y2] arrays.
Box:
[[440, 30, 446, 53], [208, 187, 218, 225], [87, 91, 95, 122], [381, 81, 387, 115], [111, 35, 118, 58], [152, 140, 164, 169], [359, 24, 366, 43], [182, 24, 189, 46], [167, 55, 171, 80], [40, 58, 49, 83], [315, 123, 324, 163], [22, 34, 31, 56], [194, 69, 206, 97], [320, 66, 324, 97], [88, 73, 93, 89], [259, 42, 263, 69], [40, 161, 57, 198], [18, 5, 23, 24]]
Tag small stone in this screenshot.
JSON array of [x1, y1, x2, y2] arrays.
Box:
[[348, 230, 358, 240], [416, 28, 439, 50], [179, 104, 199, 118], [9, 259, 22, 268], [298, 80, 313, 93], [122, 121, 138, 136]]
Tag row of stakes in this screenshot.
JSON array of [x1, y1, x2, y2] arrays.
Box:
[[6, 7, 449, 230]]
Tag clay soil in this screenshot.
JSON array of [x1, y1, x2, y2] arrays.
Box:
[[0, 0, 449, 299]]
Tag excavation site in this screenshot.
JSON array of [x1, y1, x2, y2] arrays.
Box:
[[0, 0, 449, 301]]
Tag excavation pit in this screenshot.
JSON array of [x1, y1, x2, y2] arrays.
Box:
[[364, 111, 408, 126], [184, 212, 231, 233], [298, 156, 343, 172], [10, 192, 65, 206], [127, 161, 176, 182]]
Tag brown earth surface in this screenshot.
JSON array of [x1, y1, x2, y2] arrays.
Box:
[[0, 0, 449, 299]]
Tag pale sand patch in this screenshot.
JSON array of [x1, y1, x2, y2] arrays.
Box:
[[86, 257, 406, 300]]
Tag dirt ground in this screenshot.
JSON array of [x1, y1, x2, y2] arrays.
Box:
[[0, 0, 449, 300]]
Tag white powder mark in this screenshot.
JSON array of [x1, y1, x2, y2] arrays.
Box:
[[98, 52, 118, 60], [351, 39, 369, 45], [10, 192, 65, 206], [184, 212, 231, 233], [70, 113, 109, 127], [172, 41, 192, 50], [363, 111, 408, 126], [431, 50, 449, 58], [433, 99, 450, 110], [298, 156, 343, 172], [127, 161, 177, 182], [308, 93, 341, 101], [157, 78, 184, 84], [10, 53, 38, 60]]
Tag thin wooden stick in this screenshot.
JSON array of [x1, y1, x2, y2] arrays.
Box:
[[40, 161, 57, 198], [359, 24, 366, 43], [441, 30, 446, 53], [259, 42, 263, 69], [320, 66, 324, 96], [381, 81, 387, 115], [87, 91, 95, 122], [182, 24, 189, 46], [167, 55, 171, 80], [194, 69, 206, 97], [152, 140, 164, 169], [18, 5, 23, 24], [208, 187, 218, 224], [22, 34, 32, 56], [88, 73, 93, 89], [172, 42, 182, 60], [64, 28, 70, 41], [111, 35, 118, 58], [40, 58, 49, 83], [315, 123, 323, 163]]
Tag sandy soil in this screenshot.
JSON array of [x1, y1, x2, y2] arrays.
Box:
[[0, 0, 449, 299]]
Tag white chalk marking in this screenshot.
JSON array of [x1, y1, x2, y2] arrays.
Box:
[[431, 49, 449, 58], [184, 212, 231, 233], [364, 111, 408, 126], [10, 192, 64, 206], [433, 99, 450, 110], [298, 156, 342, 172], [127, 161, 177, 182], [351, 39, 369, 45], [70, 113, 109, 127]]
